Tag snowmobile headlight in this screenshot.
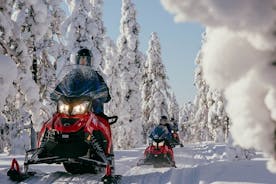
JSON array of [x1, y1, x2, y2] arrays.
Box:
[[58, 101, 70, 114], [158, 141, 165, 147], [71, 101, 89, 115], [153, 141, 158, 147]]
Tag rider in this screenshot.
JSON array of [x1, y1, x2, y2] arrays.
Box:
[[51, 48, 111, 117], [159, 116, 182, 147], [169, 117, 183, 147], [158, 115, 174, 147]]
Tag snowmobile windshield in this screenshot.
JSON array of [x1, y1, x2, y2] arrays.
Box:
[[50, 65, 109, 101], [150, 125, 169, 141]]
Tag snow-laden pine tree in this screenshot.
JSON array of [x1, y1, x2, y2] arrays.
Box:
[[188, 50, 227, 143], [179, 101, 195, 142], [0, 1, 43, 153], [12, 0, 49, 82], [191, 49, 215, 142], [61, 0, 105, 71], [186, 46, 230, 143], [11, 0, 52, 128], [90, 0, 105, 70], [168, 92, 179, 123], [113, 0, 145, 149], [36, 0, 67, 118], [103, 37, 120, 117], [141, 44, 151, 143], [0, 1, 15, 153], [142, 32, 172, 141], [27, 0, 66, 120], [207, 90, 230, 142], [0, 54, 18, 153]]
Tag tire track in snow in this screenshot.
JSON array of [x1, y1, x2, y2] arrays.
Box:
[[120, 166, 201, 184], [26, 171, 103, 184]]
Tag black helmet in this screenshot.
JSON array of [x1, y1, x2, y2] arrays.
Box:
[[160, 115, 168, 125], [74, 48, 93, 66], [161, 116, 168, 120]]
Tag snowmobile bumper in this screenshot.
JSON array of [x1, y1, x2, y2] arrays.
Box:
[[24, 147, 109, 167], [138, 154, 175, 167]]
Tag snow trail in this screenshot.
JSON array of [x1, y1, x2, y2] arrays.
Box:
[[1, 143, 276, 184]]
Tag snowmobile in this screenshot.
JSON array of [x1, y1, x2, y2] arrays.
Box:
[[137, 125, 176, 168], [7, 65, 121, 183]]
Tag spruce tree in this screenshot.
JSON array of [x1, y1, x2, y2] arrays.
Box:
[[103, 37, 120, 117], [168, 92, 180, 123], [114, 0, 144, 149], [189, 49, 212, 142], [62, 0, 105, 71], [0, 0, 43, 153], [143, 32, 171, 140]]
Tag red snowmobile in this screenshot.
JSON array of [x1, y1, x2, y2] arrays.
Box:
[[137, 125, 177, 168], [7, 65, 121, 183]]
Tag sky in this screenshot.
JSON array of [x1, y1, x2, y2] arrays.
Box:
[[103, 0, 205, 105]]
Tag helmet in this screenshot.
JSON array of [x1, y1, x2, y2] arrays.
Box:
[[73, 48, 93, 66], [160, 116, 168, 125], [161, 116, 168, 120]]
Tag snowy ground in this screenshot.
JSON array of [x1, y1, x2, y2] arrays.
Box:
[[1, 143, 276, 184]]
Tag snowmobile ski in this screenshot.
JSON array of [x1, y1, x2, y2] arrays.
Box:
[[7, 158, 35, 182], [101, 174, 122, 184]]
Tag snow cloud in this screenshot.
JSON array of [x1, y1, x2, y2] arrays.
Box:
[[161, 0, 276, 171], [161, 0, 275, 33]]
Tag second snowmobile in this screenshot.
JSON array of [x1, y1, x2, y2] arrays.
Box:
[[137, 125, 176, 168]]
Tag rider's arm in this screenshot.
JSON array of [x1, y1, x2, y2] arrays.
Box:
[[95, 72, 111, 103]]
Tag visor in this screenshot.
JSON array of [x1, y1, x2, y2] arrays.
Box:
[[75, 55, 92, 66]]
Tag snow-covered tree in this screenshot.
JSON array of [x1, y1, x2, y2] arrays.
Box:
[[0, 1, 44, 153], [190, 50, 212, 142], [0, 55, 18, 152], [185, 48, 229, 143], [168, 92, 179, 122], [103, 36, 120, 117], [36, 0, 66, 117], [179, 101, 194, 142], [61, 0, 105, 71], [142, 32, 171, 141], [207, 90, 230, 142], [12, 0, 49, 82], [113, 0, 144, 149], [90, 0, 105, 70], [141, 47, 152, 143]]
